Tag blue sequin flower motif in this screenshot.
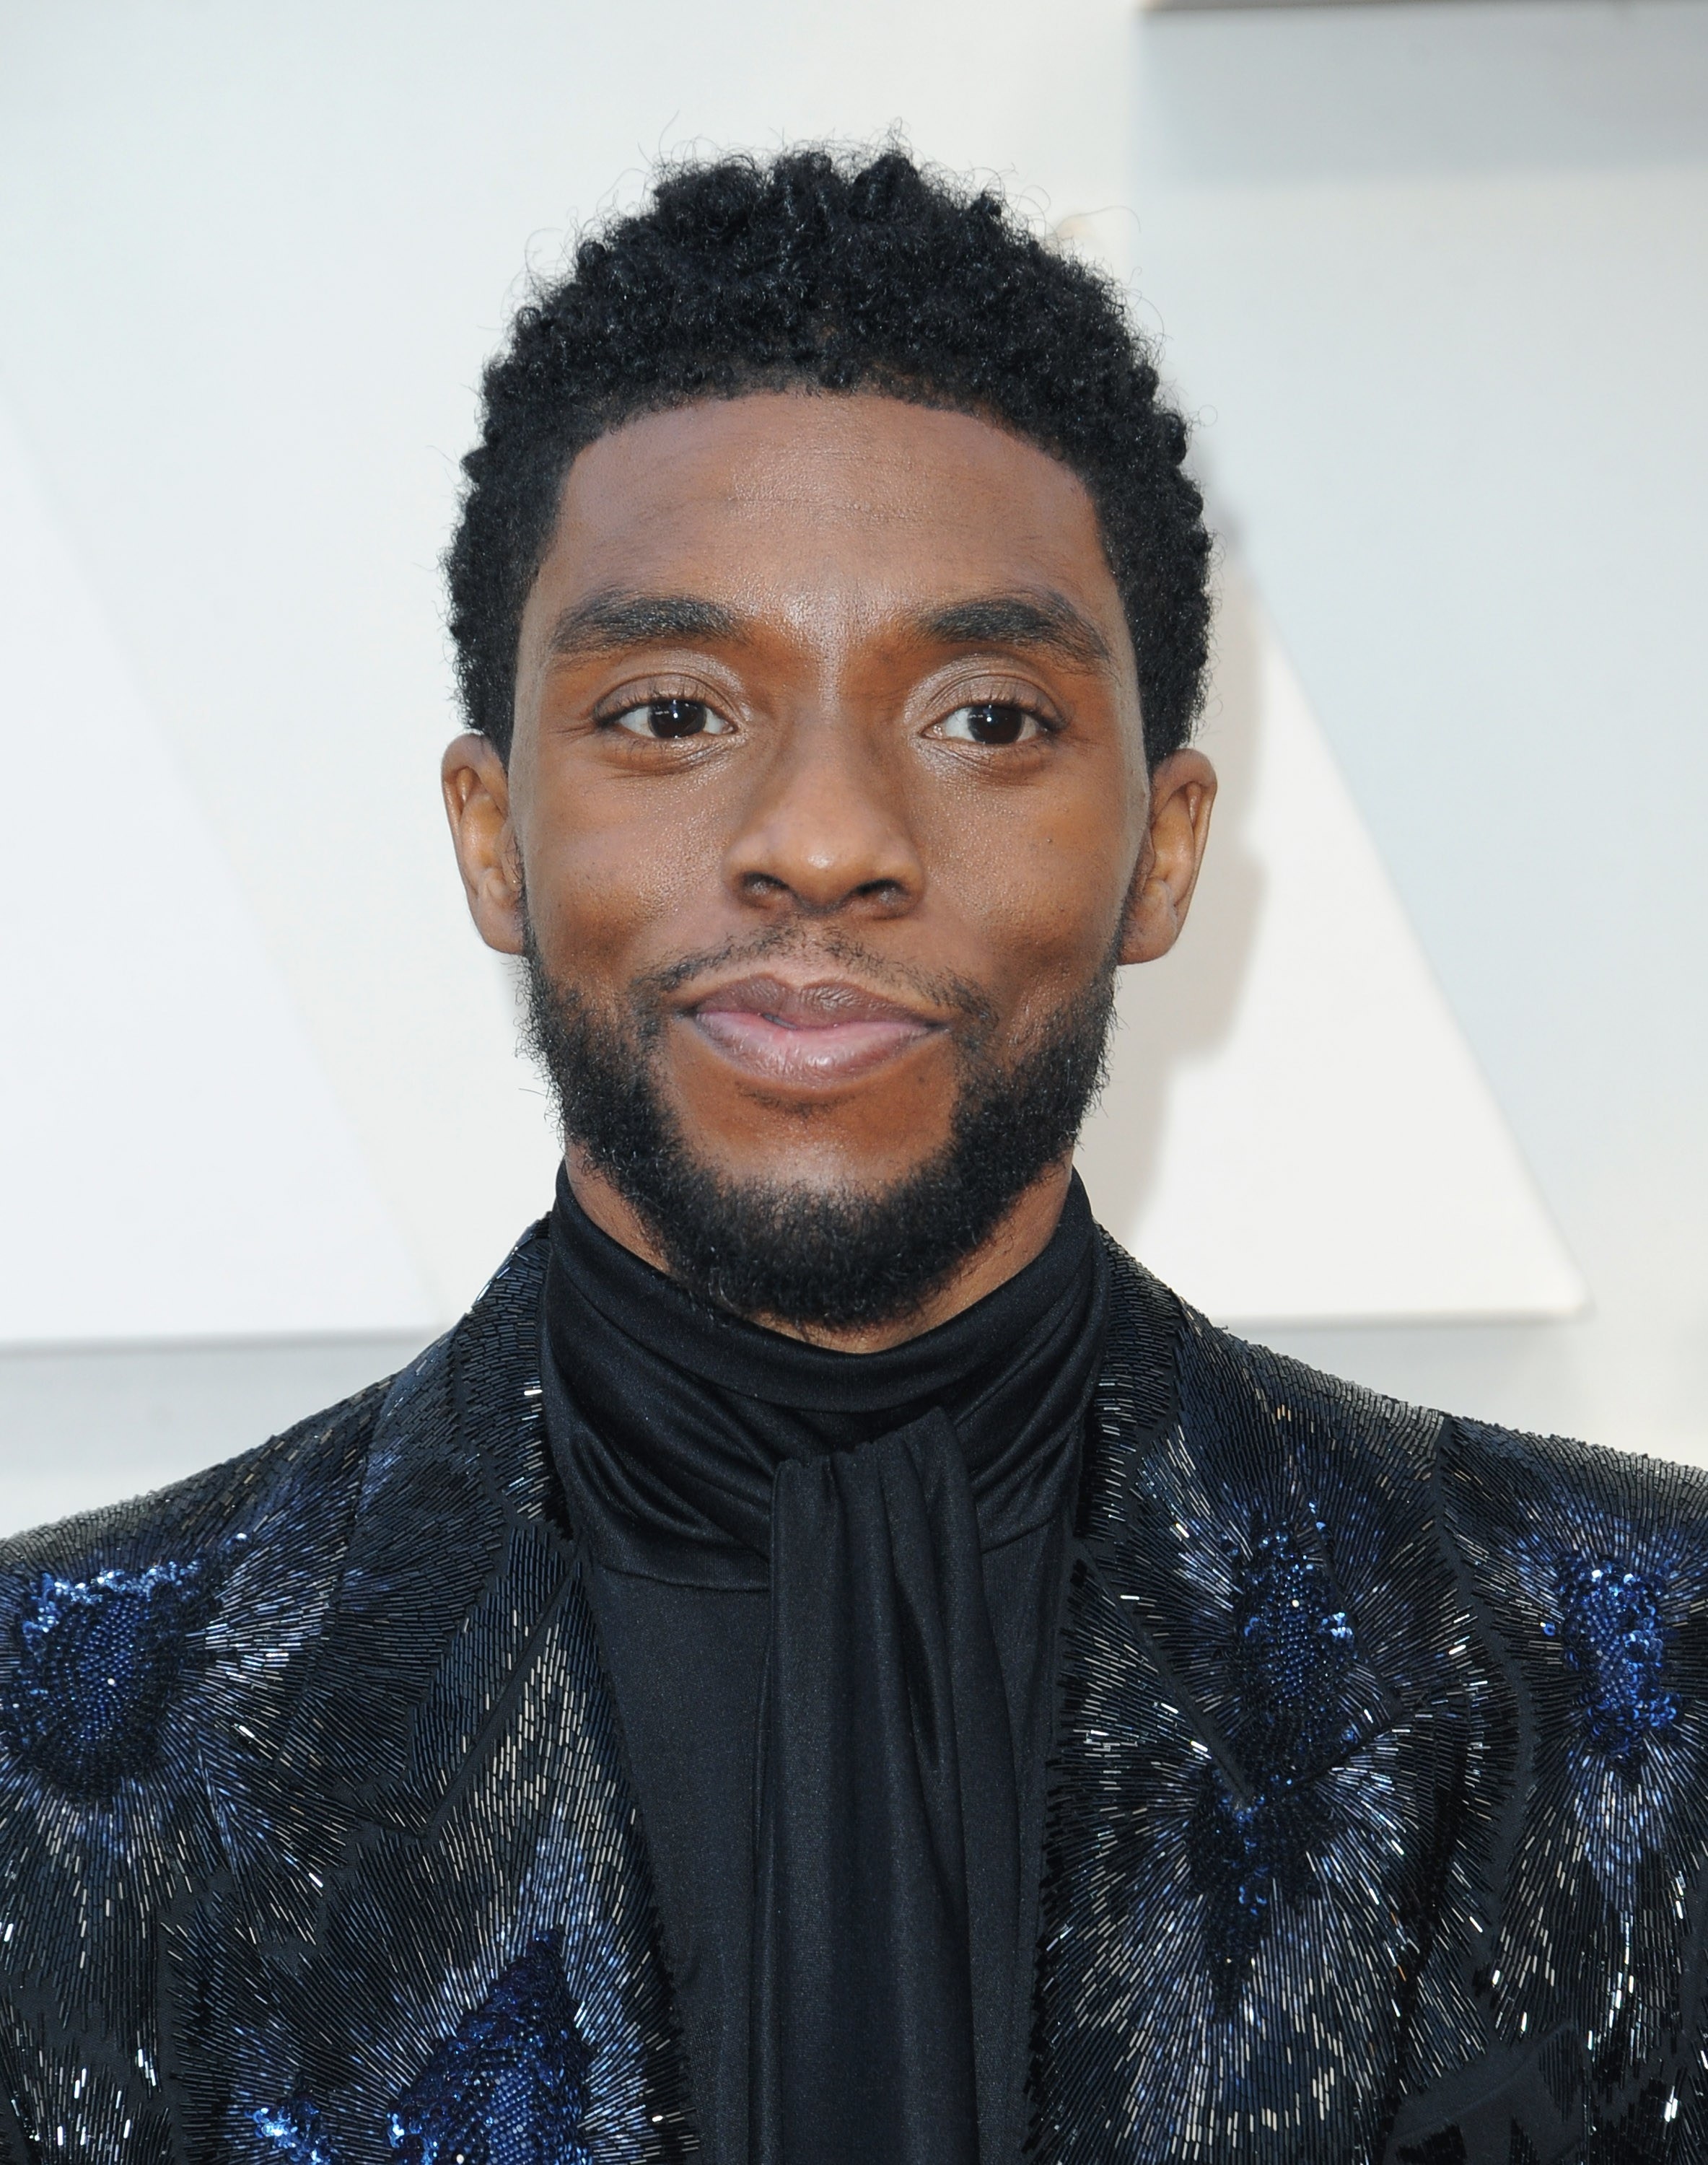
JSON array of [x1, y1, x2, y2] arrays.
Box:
[[1189, 1524, 1359, 2013], [2, 1558, 213, 1796], [253, 2098, 338, 2165], [1227, 1523, 1357, 1770], [1543, 1557, 1678, 1785], [387, 1935, 592, 2165]]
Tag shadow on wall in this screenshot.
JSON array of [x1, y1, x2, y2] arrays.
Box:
[[1076, 559, 1266, 1230], [1075, 546, 1582, 1325]]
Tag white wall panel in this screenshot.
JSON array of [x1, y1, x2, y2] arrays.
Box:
[[0, 407, 432, 1342], [1078, 566, 1584, 1321]]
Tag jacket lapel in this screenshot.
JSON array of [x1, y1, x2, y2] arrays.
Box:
[[1030, 1247, 1497, 2165], [164, 1230, 695, 2163]]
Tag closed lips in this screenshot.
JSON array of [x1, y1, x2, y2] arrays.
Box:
[[683, 975, 940, 1082]]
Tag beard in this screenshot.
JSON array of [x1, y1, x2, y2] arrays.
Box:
[[522, 920, 1116, 1331]]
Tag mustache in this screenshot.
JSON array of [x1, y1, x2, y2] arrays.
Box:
[[630, 924, 999, 1032]]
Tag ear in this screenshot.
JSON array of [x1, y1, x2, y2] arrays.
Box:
[[1118, 748, 1218, 966], [442, 732, 525, 955]]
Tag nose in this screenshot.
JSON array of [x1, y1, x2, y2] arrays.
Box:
[[721, 713, 926, 920]]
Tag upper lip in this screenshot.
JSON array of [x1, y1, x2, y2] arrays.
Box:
[[681, 971, 940, 1029]]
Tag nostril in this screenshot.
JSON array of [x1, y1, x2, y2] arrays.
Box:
[[853, 878, 911, 910], [792, 880, 914, 919], [731, 870, 915, 915]]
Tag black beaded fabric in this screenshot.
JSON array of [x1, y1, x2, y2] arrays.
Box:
[[0, 1230, 693, 2165], [3, 1230, 1708, 2164], [1034, 1245, 1708, 2165]]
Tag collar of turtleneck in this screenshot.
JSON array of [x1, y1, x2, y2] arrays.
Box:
[[540, 1164, 1106, 1589]]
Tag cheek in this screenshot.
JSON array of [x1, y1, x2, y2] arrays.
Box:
[[521, 780, 725, 981], [919, 784, 1137, 988]]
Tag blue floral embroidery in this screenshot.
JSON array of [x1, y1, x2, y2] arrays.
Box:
[[3, 1559, 213, 1794], [254, 2098, 338, 2164], [1189, 1776, 1337, 2016], [1229, 1523, 1358, 1769], [387, 1935, 592, 2165], [1544, 1558, 1677, 1783], [1190, 1523, 1360, 2011]]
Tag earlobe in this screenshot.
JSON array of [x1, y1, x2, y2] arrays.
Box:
[[441, 732, 526, 956], [1118, 748, 1217, 966]]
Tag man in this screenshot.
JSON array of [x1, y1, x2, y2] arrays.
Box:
[[0, 148, 1701, 2165]]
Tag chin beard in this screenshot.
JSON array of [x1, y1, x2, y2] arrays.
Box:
[[521, 923, 1116, 1332]]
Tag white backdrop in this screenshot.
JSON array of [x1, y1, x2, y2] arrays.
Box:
[[1, 0, 1705, 1522]]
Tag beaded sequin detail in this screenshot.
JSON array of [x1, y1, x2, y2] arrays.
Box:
[[163, 1235, 695, 2164], [1546, 1557, 1678, 1780], [0, 1230, 693, 2164], [0, 1379, 380, 2159], [1035, 1260, 1481, 2164], [387, 1934, 591, 2164], [2, 1558, 213, 1794], [253, 2096, 336, 2163], [1033, 1253, 1708, 2161], [252, 1937, 595, 2164], [1188, 1526, 1362, 2012], [1230, 1527, 1359, 1764], [1445, 1418, 1708, 2159]]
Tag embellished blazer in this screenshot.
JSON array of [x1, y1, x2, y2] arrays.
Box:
[[1, 1227, 1705, 2165]]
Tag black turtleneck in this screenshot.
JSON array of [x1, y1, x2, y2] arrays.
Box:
[[539, 1171, 1108, 2165]]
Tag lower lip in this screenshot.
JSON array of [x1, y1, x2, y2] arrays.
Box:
[[686, 1007, 935, 1085]]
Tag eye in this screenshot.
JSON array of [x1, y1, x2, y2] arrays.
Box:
[[936, 701, 1045, 746], [610, 698, 733, 740]]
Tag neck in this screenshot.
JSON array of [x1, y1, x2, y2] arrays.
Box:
[[564, 1153, 1077, 1353]]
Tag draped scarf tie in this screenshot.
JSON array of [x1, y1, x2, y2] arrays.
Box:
[[540, 1173, 1106, 2165]]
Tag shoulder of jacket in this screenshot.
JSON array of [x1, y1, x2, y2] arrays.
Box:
[[1438, 1409, 1708, 1658], [1443, 1407, 1708, 1513], [1100, 1233, 1450, 1482], [0, 1368, 393, 1583], [0, 1215, 553, 1579]]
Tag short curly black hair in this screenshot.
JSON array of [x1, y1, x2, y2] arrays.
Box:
[[447, 147, 1212, 768]]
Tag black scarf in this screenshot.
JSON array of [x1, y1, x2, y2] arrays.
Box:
[[540, 1170, 1108, 2165]]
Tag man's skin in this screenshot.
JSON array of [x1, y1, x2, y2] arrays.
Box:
[[444, 391, 1217, 1350]]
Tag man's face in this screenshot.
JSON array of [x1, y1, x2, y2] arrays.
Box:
[[446, 391, 1214, 1337]]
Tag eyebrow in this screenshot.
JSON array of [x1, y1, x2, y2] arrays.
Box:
[[915, 592, 1113, 670], [541, 586, 1114, 670], [543, 591, 745, 660]]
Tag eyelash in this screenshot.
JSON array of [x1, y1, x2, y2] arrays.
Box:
[[932, 699, 1056, 747], [593, 686, 732, 741], [602, 696, 730, 740]]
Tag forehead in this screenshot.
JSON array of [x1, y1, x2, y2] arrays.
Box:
[[526, 391, 1126, 647]]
